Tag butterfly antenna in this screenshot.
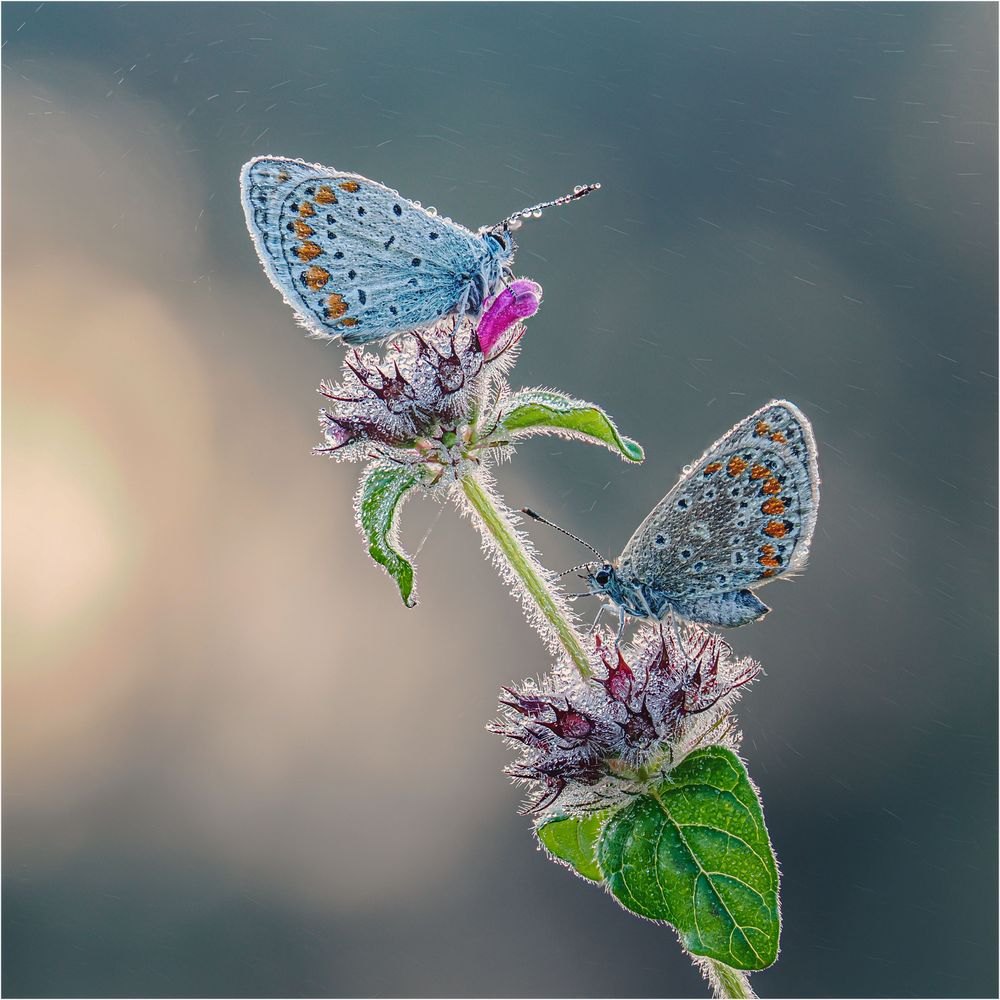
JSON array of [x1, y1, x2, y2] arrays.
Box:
[[519, 507, 605, 560], [557, 561, 598, 579], [501, 183, 601, 229]]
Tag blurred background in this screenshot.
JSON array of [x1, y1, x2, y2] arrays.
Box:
[[3, 3, 996, 997]]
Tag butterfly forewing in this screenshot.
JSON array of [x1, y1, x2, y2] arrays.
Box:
[[241, 157, 488, 344], [618, 401, 819, 602]]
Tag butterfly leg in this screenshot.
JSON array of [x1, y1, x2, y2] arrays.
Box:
[[590, 603, 609, 633], [615, 606, 627, 645]]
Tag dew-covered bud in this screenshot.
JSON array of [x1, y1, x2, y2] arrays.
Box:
[[493, 622, 761, 816], [314, 280, 542, 488]]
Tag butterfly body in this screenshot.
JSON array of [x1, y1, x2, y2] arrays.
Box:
[[240, 156, 597, 345], [584, 400, 820, 635]]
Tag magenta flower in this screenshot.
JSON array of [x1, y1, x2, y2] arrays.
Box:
[[476, 280, 542, 358]]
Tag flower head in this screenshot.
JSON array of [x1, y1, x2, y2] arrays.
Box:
[[492, 623, 761, 816], [315, 281, 542, 486]]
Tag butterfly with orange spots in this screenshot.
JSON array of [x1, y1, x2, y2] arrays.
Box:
[[523, 401, 820, 638], [240, 156, 599, 345]]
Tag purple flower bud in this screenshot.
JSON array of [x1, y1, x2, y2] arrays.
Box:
[[597, 639, 635, 704], [540, 707, 594, 744], [476, 279, 542, 359], [493, 622, 761, 816], [315, 410, 357, 453]]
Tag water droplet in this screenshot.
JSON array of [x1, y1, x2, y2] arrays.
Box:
[[682, 463, 694, 474], [532, 210, 543, 219], [426, 206, 437, 216], [413, 200, 422, 208], [574, 185, 583, 194]]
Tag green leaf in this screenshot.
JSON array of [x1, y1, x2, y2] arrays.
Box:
[[499, 389, 644, 462], [597, 747, 780, 971], [536, 812, 609, 882], [357, 464, 418, 607]]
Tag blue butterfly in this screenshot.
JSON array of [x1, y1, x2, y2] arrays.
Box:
[[524, 401, 820, 637], [240, 156, 599, 346]]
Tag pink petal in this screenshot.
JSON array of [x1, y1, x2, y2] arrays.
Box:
[[476, 279, 542, 358]]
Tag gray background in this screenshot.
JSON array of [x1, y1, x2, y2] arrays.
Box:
[[3, 3, 996, 996]]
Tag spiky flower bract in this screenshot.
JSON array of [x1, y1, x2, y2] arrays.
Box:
[[315, 280, 542, 486], [492, 622, 761, 816]]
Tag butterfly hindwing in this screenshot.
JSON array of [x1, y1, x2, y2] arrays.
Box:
[[240, 157, 491, 345], [618, 401, 819, 604]]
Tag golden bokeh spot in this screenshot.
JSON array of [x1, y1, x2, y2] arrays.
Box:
[[296, 242, 323, 262], [304, 266, 331, 291], [749, 463, 769, 479], [316, 186, 338, 204], [726, 456, 748, 477], [703, 461, 722, 476], [326, 293, 348, 319], [755, 420, 770, 436], [338, 180, 361, 193], [761, 476, 782, 495], [761, 497, 785, 516], [764, 520, 787, 538], [293, 220, 315, 239], [298, 201, 316, 217]]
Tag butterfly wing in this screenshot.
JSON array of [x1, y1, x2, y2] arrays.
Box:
[[240, 156, 491, 345], [618, 401, 820, 603]]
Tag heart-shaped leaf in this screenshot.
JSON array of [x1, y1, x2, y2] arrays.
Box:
[[499, 389, 644, 462], [356, 463, 418, 607], [597, 747, 780, 970]]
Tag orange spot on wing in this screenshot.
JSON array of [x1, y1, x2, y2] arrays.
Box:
[[338, 180, 360, 193], [755, 420, 771, 436], [304, 266, 330, 290], [293, 220, 315, 238], [298, 201, 316, 217], [704, 461, 722, 476], [771, 431, 787, 444], [727, 456, 748, 477], [761, 476, 782, 495], [326, 293, 348, 319], [764, 520, 787, 538], [761, 497, 785, 515], [296, 241, 323, 262], [316, 185, 338, 204], [750, 463, 769, 479], [760, 569, 777, 577], [758, 544, 781, 568], [341, 317, 359, 327]]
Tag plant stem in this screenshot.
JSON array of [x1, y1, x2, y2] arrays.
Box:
[[461, 475, 755, 1000], [707, 960, 755, 999], [460, 474, 592, 678]]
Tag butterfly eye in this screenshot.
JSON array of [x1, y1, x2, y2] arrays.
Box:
[[594, 570, 610, 586], [489, 232, 507, 251]]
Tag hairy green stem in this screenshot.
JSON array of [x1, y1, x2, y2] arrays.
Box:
[[708, 960, 755, 999], [460, 474, 592, 679], [462, 474, 755, 1000]]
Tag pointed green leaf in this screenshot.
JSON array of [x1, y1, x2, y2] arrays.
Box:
[[536, 811, 609, 882], [597, 747, 780, 971], [357, 464, 418, 607], [499, 389, 644, 462]]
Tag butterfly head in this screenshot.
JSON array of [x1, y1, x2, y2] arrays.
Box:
[[484, 226, 518, 265], [585, 561, 620, 600]]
